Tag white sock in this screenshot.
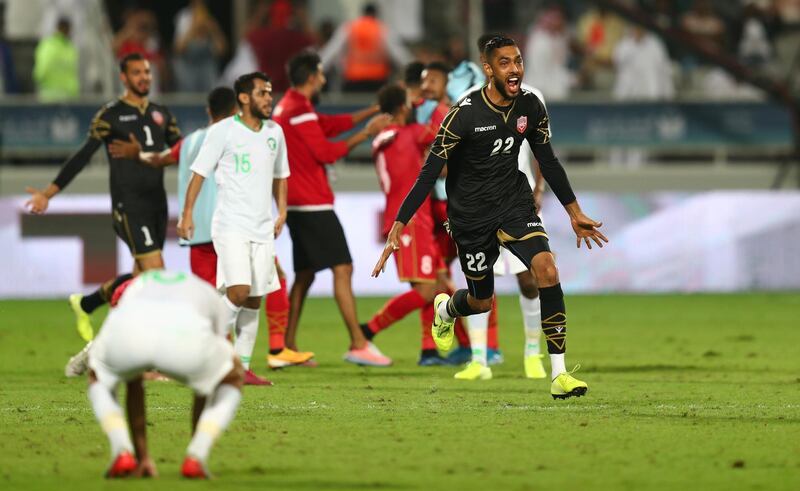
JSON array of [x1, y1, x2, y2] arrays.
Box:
[[186, 384, 242, 464], [466, 311, 489, 366], [88, 383, 134, 458], [550, 353, 566, 379], [222, 295, 242, 337], [437, 297, 455, 323], [233, 307, 259, 369], [520, 294, 542, 357]]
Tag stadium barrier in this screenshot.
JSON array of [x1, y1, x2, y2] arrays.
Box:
[[3, 191, 799, 299], [0, 100, 792, 159]]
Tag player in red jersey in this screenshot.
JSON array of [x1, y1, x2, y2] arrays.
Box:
[[359, 84, 451, 365]]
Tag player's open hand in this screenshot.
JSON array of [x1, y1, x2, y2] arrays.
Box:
[[24, 187, 49, 214], [571, 212, 608, 250], [372, 221, 404, 277], [135, 456, 158, 478], [177, 214, 194, 240], [109, 133, 141, 160]]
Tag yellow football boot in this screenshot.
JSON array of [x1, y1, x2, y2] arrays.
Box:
[[69, 294, 94, 342], [454, 361, 492, 380], [551, 365, 588, 399], [524, 354, 547, 379], [431, 293, 455, 352]]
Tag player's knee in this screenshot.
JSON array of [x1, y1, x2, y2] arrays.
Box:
[[535, 263, 559, 286], [333, 263, 353, 278], [517, 273, 539, 299], [243, 296, 261, 310], [470, 296, 494, 313], [226, 286, 250, 306]]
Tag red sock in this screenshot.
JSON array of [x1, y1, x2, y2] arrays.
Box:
[[488, 296, 499, 350], [419, 303, 437, 350], [265, 277, 289, 352], [368, 289, 428, 334], [454, 318, 470, 347]]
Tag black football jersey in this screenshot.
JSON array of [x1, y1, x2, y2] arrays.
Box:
[[431, 86, 550, 230], [89, 99, 181, 210]]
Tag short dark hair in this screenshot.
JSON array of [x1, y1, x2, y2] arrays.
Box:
[[57, 17, 71, 32], [377, 83, 407, 115], [477, 33, 502, 54], [483, 35, 517, 60], [207, 87, 237, 119], [423, 61, 451, 77], [404, 61, 425, 86], [287, 49, 321, 87], [119, 52, 146, 73], [233, 72, 271, 105], [364, 3, 377, 17]]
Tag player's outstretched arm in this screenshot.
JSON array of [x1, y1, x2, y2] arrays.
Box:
[[531, 141, 608, 249], [178, 172, 205, 240], [564, 201, 608, 250], [344, 113, 392, 150], [24, 183, 59, 214], [25, 137, 103, 214], [350, 104, 380, 124], [372, 221, 404, 277]]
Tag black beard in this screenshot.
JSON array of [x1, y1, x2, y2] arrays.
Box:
[[130, 85, 150, 97], [251, 106, 269, 120], [492, 77, 516, 100], [310, 92, 321, 106]]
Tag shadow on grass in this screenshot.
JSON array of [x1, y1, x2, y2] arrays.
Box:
[[587, 364, 700, 373], [223, 467, 412, 489]]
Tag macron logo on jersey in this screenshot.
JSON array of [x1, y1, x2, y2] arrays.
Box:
[[459, 98, 472, 107], [474, 125, 497, 133]]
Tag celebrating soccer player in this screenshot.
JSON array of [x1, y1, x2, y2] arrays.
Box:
[[374, 36, 608, 399], [87, 270, 243, 479], [179, 72, 288, 386], [25, 52, 180, 356]]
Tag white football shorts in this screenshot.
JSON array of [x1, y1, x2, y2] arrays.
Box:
[[88, 302, 235, 396], [213, 234, 279, 297]]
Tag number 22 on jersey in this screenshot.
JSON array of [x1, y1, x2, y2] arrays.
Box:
[[490, 137, 514, 156]]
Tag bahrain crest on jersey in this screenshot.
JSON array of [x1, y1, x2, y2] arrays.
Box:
[[151, 110, 164, 126], [516, 115, 527, 134]]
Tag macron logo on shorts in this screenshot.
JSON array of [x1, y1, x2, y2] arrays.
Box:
[[527, 222, 542, 228]]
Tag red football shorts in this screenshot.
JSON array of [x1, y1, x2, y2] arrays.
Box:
[[431, 199, 457, 263], [393, 218, 446, 284], [190, 242, 217, 286]]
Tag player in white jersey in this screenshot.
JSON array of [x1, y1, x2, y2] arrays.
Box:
[[180, 72, 289, 385], [450, 34, 548, 381], [87, 269, 243, 479]]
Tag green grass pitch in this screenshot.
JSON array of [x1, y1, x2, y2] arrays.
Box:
[[1, 293, 799, 490]]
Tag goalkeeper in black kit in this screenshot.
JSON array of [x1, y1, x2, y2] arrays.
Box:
[[372, 36, 608, 399]]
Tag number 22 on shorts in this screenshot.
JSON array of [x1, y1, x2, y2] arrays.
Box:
[[465, 252, 487, 272]]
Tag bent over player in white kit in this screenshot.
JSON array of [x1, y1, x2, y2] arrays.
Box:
[[87, 269, 244, 479], [180, 72, 289, 385]]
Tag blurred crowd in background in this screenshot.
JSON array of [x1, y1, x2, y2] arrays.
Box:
[[0, 0, 799, 102]]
